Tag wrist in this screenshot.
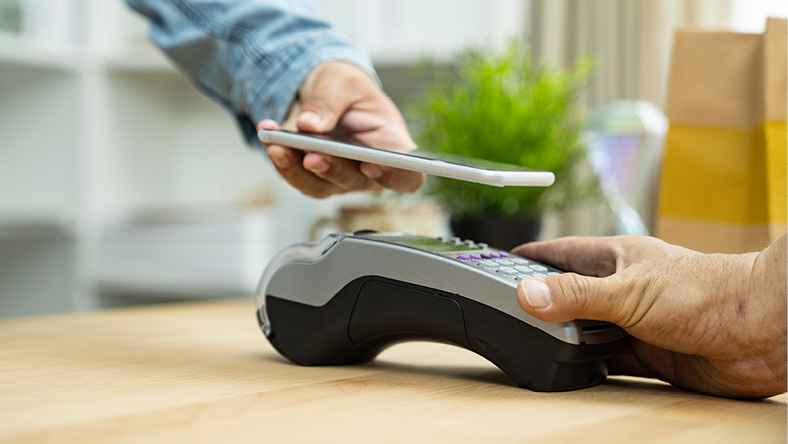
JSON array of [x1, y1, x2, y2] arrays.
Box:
[[738, 236, 787, 395]]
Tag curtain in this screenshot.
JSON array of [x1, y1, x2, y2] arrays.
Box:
[[527, 0, 735, 109]]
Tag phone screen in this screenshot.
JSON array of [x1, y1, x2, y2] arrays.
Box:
[[299, 131, 539, 173]]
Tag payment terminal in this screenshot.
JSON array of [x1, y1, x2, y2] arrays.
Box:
[[256, 232, 625, 392]]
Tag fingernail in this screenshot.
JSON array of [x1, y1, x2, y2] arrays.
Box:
[[360, 164, 383, 179], [521, 279, 552, 309], [309, 161, 329, 174], [298, 111, 322, 126]]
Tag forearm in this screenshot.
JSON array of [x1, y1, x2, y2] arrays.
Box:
[[125, 0, 377, 144], [752, 234, 787, 305]]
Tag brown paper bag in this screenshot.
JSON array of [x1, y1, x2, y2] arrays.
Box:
[[656, 18, 787, 254]]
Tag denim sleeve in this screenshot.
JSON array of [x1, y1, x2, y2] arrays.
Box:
[[125, 0, 377, 146]]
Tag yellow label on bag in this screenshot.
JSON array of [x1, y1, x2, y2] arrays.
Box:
[[765, 121, 788, 221], [659, 122, 787, 224]]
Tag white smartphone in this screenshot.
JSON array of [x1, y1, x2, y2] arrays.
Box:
[[257, 129, 555, 187]]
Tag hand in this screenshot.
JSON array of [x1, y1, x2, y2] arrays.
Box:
[[512, 235, 787, 399], [258, 61, 425, 198]]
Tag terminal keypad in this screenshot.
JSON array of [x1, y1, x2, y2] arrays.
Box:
[[438, 238, 562, 281]]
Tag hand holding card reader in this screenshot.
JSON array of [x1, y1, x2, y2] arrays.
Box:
[[256, 232, 626, 392]]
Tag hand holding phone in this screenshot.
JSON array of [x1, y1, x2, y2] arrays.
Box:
[[258, 119, 425, 197], [257, 62, 426, 198]]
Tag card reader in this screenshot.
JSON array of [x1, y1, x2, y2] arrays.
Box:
[[256, 232, 625, 392]]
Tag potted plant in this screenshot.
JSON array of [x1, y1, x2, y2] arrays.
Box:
[[408, 41, 596, 249]]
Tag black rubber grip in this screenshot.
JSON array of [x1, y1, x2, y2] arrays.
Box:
[[349, 280, 470, 348], [262, 276, 624, 391]]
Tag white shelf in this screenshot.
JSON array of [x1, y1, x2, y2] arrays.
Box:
[[0, 212, 74, 240], [94, 207, 277, 298], [0, 32, 82, 72], [94, 274, 253, 297]]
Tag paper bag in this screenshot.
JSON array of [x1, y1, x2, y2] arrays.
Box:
[[656, 18, 787, 253]]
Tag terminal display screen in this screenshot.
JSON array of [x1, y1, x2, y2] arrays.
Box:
[[383, 236, 478, 252]]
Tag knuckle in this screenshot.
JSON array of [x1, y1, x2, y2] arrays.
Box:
[[379, 172, 424, 194], [348, 175, 375, 191], [558, 273, 593, 312], [614, 277, 644, 327], [305, 92, 348, 116], [307, 186, 338, 199], [325, 167, 375, 191]]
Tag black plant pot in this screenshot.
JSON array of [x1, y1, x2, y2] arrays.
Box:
[[450, 216, 542, 251]]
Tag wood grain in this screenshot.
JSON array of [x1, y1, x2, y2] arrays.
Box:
[[0, 299, 784, 444]]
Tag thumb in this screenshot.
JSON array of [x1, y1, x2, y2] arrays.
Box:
[[296, 88, 355, 133], [516, 274, 630, 325]]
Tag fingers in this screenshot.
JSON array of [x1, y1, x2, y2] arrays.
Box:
[[258, 119, 295, 170], [258, 114, 422, 196], [301, 153, 381, 193], [267, 149, 383, 198], [360, 163, 425, 193], [511, 236, 622, 277], [516, 273, 634, 325], [269, 152, 343, 198], [259, 120, 386, 197], [300, 154, 425, 195]]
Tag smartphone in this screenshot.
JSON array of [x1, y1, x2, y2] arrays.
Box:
[[257, 129, 555, 187]]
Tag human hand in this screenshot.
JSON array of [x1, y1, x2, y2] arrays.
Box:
[[512, 235, 787, 399], [258, 61, 424, 198]]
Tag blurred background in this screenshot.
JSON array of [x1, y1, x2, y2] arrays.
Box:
[[0, 0, 785, 318]]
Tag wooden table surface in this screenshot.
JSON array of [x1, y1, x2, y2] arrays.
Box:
[[0, 299, 784, 444]]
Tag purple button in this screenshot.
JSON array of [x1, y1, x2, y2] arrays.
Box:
[[457, 254, 471, 260], [470, 254, 482, 260], [490, 252, 501, 258], [499, 252, 510, 258]]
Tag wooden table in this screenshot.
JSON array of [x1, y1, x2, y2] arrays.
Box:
[[0, 300, 784, 444]]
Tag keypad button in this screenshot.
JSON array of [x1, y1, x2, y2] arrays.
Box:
[[478, 260, 499, 270], [497, 267, 518, 277], [514, 266, 532, 273], [499, 252, 510, 258], [470, 254, 482, 260], [510, 258, 529, 265], [457, 254, 471, 261], [494, 259, 514, 266], [530, 264, 548, 272]]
